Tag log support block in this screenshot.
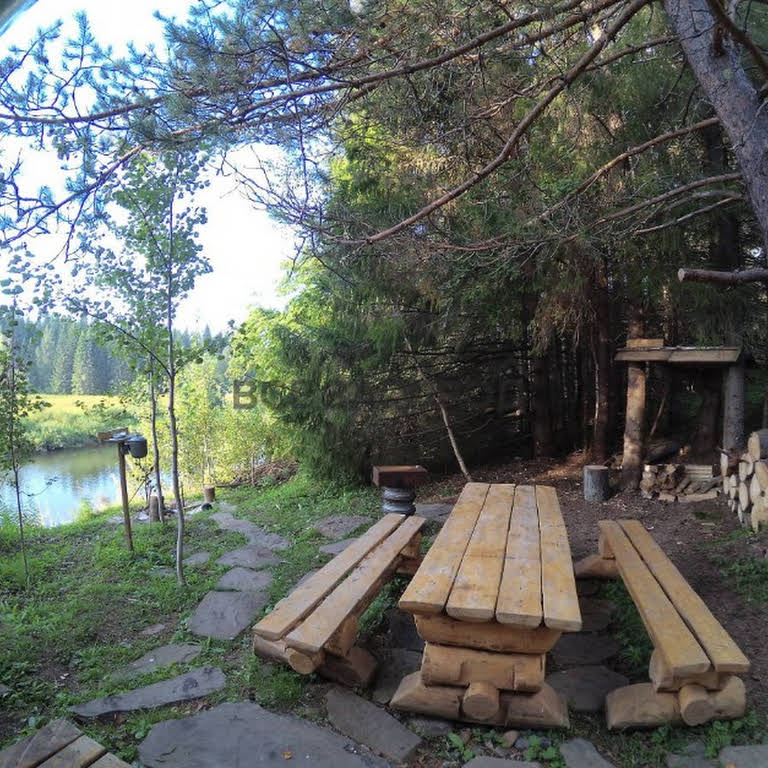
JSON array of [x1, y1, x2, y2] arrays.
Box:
[[584, 465, 611, 501], [606, 683, 682, 730], [573, 554, 619, 579], [421, 642, 545, 692], [649, 650, 723, 693], [318, 646, 378, 688], [463, 681, 500, 721]]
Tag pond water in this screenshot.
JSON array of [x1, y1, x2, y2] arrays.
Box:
[[0, 445, 127, 527]]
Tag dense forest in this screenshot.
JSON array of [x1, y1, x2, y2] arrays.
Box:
[[1, 0, 768, 485]]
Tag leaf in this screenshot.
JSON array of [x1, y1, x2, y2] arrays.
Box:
[[282, 751, 293, 760], [447, 733, 464, 750]]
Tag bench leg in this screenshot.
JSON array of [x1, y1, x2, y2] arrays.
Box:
[[318, 646, 377, 687], [572, 553, 619, 579]]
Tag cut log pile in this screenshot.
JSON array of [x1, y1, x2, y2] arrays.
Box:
[[639, 463, 720, 503], [720, 429, 768, 532]]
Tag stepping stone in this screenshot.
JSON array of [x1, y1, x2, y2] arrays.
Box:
[[546, 666, 628, 712], [579, 598, 615, 633], [138, 623, 166, 637], [183, 552, 211, 567], [211, 512, 289, 550], [560, 738, 617, 767], [71, 666, 226, 718], [215, 544, 279, 569], [320, 538, 355, 556], [216, 567, 273, 593], [314, 515, 370, 539], [0, 683, 10, 696], [149, 566, 174, 578], [110, 644, 202, 682], [188, 591, 268, 639], [551, 634, 619, 667], [718, 746, 768, 767], [139, 701, 391, 768], [386, 609, 425, 652], [414, 503, 453, 522], [326, 688, 421, 764], [372, 649, 423, 704], [463, 759, 542, 767], [666, 741, 716, 768], [407, 716, 453, 737]]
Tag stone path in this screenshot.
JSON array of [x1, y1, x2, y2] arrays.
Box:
[[326, 688, 421, 763], [109, 644, 202, 682], [560, 738, 616, 767], [320, 538, 355, 556], [211, 511, 290, 550], [463, 759, 541, 767], [183, 552, 211, 567], [314, 515, 370, 539], [546, 666, 628, 713], [550, 633, 619, 667], [138, 701, 391, 768], [215, 543, 280, 569], [188, 590, 269, 639], [216, 566, 273, 592], [665, 742, 716, 768], [71, 666, 226, 718]]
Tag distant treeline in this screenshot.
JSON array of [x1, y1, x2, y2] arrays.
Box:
[[13, 316, 217, 396]]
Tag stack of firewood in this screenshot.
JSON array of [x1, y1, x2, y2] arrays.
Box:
[[640, 463, 720, 503], [721, 429, 768, 531]]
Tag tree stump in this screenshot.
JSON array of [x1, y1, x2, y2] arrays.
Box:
[[584, 465, 610, 501], [149, 494, 160, 522], [203, 486, 216, 503]]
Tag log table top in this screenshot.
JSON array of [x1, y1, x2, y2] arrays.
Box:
[[399, 483, 582, 631]]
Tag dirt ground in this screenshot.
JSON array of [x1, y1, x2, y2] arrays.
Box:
[[419, 452, 768, 714]]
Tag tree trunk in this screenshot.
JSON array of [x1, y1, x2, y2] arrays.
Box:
[[690, 372, 720, 458], [532, 347, 554, 457], [149, 368, 165, 524], [723, 362, 746, 454], [663, 0, 768, 255], [621, 312, 646, 489], [592, 261, 611, 462]]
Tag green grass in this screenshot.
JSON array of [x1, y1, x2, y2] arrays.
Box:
[[0, 473, 383, 762], [24, 394, 135, 450]]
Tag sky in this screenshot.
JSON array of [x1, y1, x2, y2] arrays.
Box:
[[0, 0, 293, 332]]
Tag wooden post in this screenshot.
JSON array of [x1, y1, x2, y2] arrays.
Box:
[[723, 362, 745, 454], [621, 361, 646, 489], [203, 485, 216, 503], [118, 443, 133, 551], [149, 494, 160, 522]]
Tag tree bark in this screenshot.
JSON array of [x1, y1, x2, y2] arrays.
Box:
[[149, 367, 165, 524], [532, 347, 554, 457], [663, 0, 768, 255], [690, 372, 721, 458], [592, 260, 612, 462], [621, 312, 646, 489], [723, 362, 746, 453]]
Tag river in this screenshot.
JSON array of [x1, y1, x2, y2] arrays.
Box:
[[0, 444, 126, 527]]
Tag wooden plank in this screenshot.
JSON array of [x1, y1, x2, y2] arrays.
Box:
[[0, 719, 82, 768], [287, 516, 426, 653], [90, 755, 132, 768], [620, 520, 749, 674], [38, 736, 105, 768], [415, 614, 561, 654], [537, 486, 582, 631], [399, 483, 489, 615], [626, 338, 665, 348], [446, 484, 515, 621], [496, 485, 542, 627], [666, 348, 740, 364], [254, 513, 406, 640], [615, 349, 672, 362], [599, 521, 710, 677]]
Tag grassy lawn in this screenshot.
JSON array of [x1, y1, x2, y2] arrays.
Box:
[[2, 472, 767, 767], [24, 394, 136, 450]]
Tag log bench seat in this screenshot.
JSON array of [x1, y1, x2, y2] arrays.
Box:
[[252, 513, 425, 687], [590, 519, 750, 729]]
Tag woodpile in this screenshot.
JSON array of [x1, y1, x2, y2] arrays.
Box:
[[639, 463, 720, 503], [720, 429, 768, 531]]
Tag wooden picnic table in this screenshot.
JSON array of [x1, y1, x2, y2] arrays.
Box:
[[391, 482, 582, 728]]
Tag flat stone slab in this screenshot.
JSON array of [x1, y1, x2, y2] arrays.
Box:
[[386, 609, 425, 652], [138, 623, 166, 637], [666, 744, 716, 768], [546, 666, 628, 712], [718, 746, 768, 767], [211, 511, 289, 550], [326, 688, 421, 764], [320, 538, 355, 556], [149, 566, 174, 578], [551, 634, 620, 667], [183, 552, 211, 567], [314, 515, 370, 539], [372, 649, 423, 704], [139, 701, 391, 768], [188, 591, 267, 639], [464, 759, 542, 768], [216, 566, 273, 593], [560, 738, 617, 768], [110, 644, 202, 682], [578, 598, 615, 633], [215, 544, 279, 569], [71, 666, 226, 718], [414, 503, 453, 522], [407, 716, 453, 737]]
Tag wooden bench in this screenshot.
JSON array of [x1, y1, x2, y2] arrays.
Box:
[[589, 519, 750, 729], [391, 482, 581, 728], [252, 512, 425, 686], [0, 719, 129, 768]]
